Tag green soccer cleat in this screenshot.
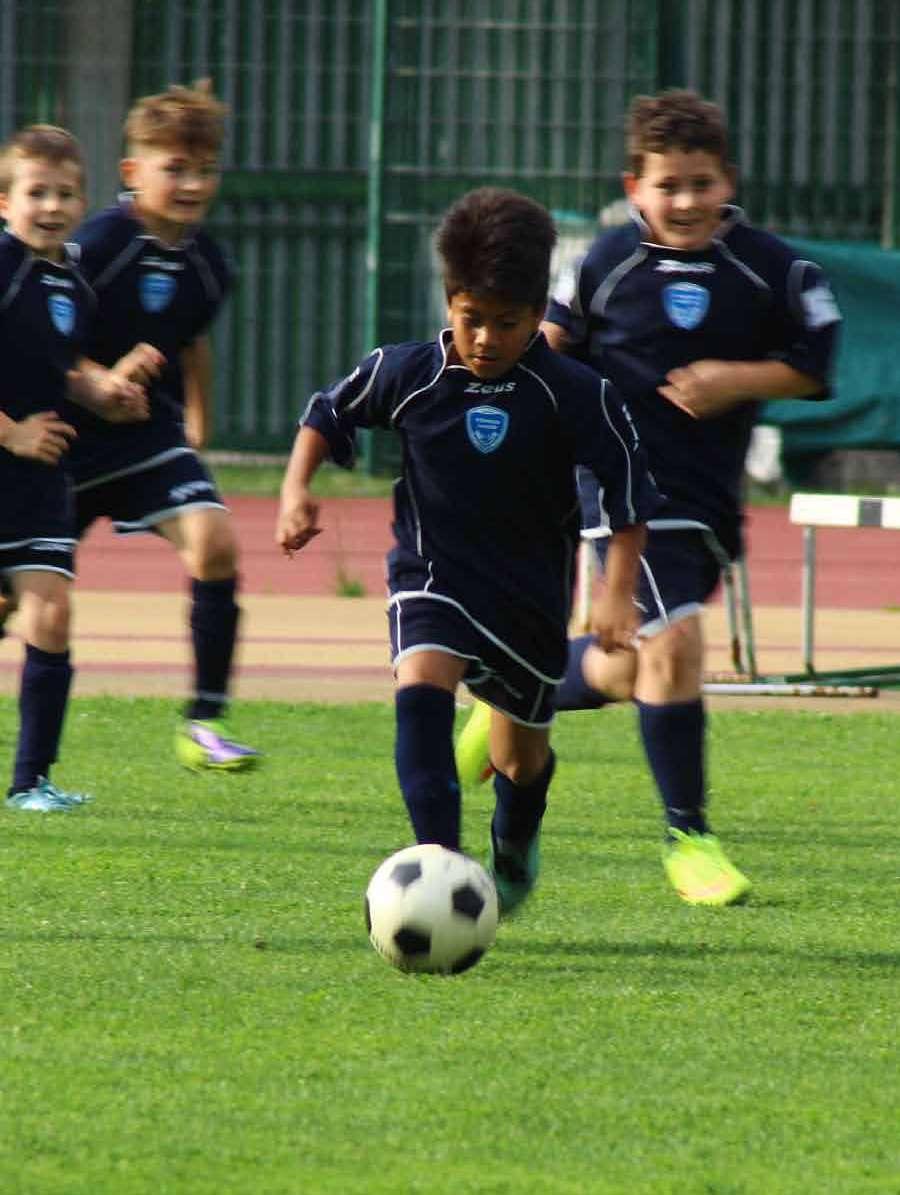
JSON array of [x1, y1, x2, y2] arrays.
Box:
[[455, 699, 494, 787], [175, 719, 261, 772], [488, 829, 541, 916], [662, 829, 752, 907], [5, 776, 92, 812]]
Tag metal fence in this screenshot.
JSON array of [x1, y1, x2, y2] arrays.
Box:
[[1, 1, 898, 460]]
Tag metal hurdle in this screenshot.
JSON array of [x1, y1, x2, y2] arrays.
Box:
[[574, 494, 900, 696], [776, 493, 900, 690]]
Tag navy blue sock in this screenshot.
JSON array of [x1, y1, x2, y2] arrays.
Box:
[[554, 635, 610, 711], [492, 750, 555, 845], [187, 576, 239, 720], [635, 698, 709, 835], [12, 645, 73, 792], [394, 684, 460, 849]]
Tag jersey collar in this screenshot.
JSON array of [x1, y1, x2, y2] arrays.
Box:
[[630, 202, 747, 249], [117, 192, 196, 251]]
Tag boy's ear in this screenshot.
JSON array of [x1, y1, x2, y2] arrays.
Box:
[[621, 171, 638, 199], [119, 157, 139, 189], [0, 192, 7, 220]]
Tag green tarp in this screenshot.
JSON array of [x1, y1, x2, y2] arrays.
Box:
[[760, 238, 900, 453]]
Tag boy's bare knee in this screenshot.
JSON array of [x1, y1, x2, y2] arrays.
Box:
[[637, 623, 703, 699], [27, 594, 71, 652], [190, 532, 238, 580], [491, 743, 550, 786], [583, 642, 636, 702]]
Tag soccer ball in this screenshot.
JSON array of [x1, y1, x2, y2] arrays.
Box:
[[365, 844, 499, 974]]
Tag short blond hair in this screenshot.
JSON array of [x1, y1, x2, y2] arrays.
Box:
[[0, 124, 85, 192], [125, 79, 226, 156]]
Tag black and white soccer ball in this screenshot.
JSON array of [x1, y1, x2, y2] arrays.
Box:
[[365, 844, 499, 974]]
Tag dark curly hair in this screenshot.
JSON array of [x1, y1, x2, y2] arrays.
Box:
[[627, 90, 729, 176], [436, 187, 557, 309]]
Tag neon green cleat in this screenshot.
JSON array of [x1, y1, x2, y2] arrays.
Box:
[[455, 699, 494, 788], [175, 719, 260, 772], [662, 830, 751, 906], [488, 829, 541, 915]]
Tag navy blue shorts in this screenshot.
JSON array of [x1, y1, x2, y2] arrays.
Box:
[[0, 536, 75, 580], [74, 449, 226, 537], [0, 466, 76, 579], [591, 528, 726, 638], [388, 593, 557, 727]]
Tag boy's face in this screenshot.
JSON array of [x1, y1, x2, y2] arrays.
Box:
[[447, 290, 543, 379], [0, 157, 85, 260], [624, 149, 734, 250], [121, 144, 220, 242]]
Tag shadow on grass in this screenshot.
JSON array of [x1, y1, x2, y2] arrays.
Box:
[[498, 936, 900, 972], [0, 928, 362, 951]]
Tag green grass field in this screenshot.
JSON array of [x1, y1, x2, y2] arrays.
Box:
[[1, 698, 898, 1194]]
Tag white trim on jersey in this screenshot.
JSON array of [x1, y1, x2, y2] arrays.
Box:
[[91, 237, 145, 290], [711, 239, 770, 292], [390, 337, 449, 423], [589, 246, 648, 316], [0, 536, 77, 551], [185, 241, 223, 302]]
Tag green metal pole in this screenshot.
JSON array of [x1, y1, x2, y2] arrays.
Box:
[[363, 0, 388, 471], [882, 5, 900, 249], [365, 0, 388, 350]]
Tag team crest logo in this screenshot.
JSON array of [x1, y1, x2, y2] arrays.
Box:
[[47, 293, 75, 336], [140, 271, 176, 313], [662, 282, 709, 329], [466, 405, 509, 454]]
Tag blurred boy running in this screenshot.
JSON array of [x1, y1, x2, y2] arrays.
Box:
[[68, 81, 259, 773], [0, 126, 149, 810]]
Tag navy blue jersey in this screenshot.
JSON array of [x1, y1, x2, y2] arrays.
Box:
[[66, 200, 231, 484], [302, 330, 659, 676], [0, 232, 94, 536], [546, 205, 840, 557]]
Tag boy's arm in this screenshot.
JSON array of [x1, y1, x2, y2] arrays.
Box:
[[661, 255, 840, 419], [66, 364, 150, 424], [181, 336, 213, 449], [591, 524, 645, 651], [276, 426, 330, 556], [540, 320, 573, 353], [0, 409, 76, 464], [658, 358, 821, 420], [69, 343, 164, 423]]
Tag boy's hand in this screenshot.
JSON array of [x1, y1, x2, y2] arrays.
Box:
[[2, 411, 76, 464], [66, 368, 150, 423], [113, 342, 165, 388], [276, 486, 323, 557], [658, 360, 748, 419], [590, 590, 640, 653]]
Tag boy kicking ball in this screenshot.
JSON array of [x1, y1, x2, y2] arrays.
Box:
[[277, 188, 659, 914]]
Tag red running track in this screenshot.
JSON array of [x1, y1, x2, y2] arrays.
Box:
[[74, 497, 899, 609]]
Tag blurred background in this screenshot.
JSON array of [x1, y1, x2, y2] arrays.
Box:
[[3, 0, 899, 487]]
